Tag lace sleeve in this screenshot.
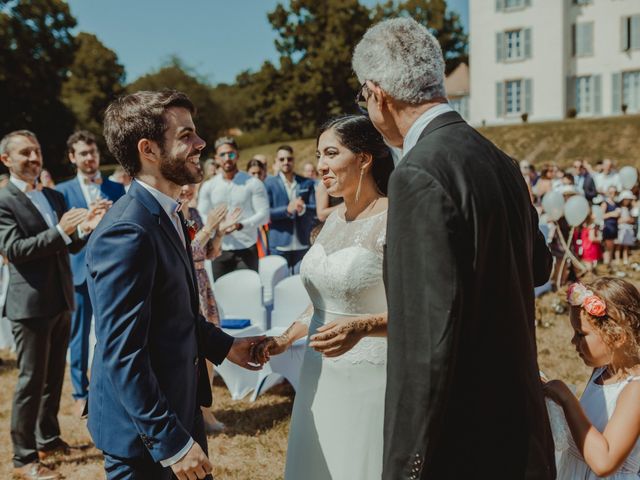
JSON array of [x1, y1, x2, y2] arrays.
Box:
[[296, 304, 314, 327]]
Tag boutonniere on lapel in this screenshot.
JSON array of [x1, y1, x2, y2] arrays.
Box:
[[184, 218, 198, 241]]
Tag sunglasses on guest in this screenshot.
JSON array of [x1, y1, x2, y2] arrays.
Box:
[[217, 151, 238, 160]]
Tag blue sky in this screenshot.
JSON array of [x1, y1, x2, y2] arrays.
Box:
[[66, 0, 469, 85]]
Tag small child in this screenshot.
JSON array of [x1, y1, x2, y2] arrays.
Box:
[[544, 278, 640, 479], [616, 191, 636, 266], [578, 214, 603, 273]]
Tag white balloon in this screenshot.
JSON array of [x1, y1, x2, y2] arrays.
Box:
[[564, 195, 590, 227], [619, 166, 638, 190], [542, 191, 565, 221]]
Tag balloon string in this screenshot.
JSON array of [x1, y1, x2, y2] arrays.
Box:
[[554, 224, 587, 287]]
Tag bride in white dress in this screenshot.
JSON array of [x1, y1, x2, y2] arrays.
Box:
[[252, 115, 394, 480]]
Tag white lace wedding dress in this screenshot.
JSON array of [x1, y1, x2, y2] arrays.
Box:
[[284, 209, 388, 480]]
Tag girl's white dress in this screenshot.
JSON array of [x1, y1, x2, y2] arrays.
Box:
[[284, 209, 388, 480], [556, 367, 640, 479]]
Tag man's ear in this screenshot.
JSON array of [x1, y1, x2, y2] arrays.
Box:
[[0, 153, 11, 169], [367, 82, 387, 109], [138, 139, 159, 164]]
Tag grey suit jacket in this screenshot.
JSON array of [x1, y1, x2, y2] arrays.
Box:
[[0, 182, 84, 320]]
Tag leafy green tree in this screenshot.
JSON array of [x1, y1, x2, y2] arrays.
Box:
[[127, 58, 224, 155], [0, 0, 77, 176], [238, 0, 468, 140], [61, 32, 125, 140]]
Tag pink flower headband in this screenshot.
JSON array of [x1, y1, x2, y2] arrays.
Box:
[[567, 283, 607, 317]]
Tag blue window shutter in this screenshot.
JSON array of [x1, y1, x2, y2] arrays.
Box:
[[593, 75, 602, 115], [586, 23, 594, 56], [524, 28, 532, 59], [496, 82, 504, 117], [496, 32, 504, 62], [632, 15, 640, 49], [612, 72, 622, 113], [524, 79, 533, 114], [566, 76, 576, 112], [496, 0, 504, 12]]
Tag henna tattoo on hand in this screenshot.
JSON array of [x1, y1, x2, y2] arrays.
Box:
[[341, 315, 386, 335]]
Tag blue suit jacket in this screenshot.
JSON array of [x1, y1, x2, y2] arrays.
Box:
[[264, 174, 317, 251], [85, 181, 234, 462], [56, 176, 125, 286]]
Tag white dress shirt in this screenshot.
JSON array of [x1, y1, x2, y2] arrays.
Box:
[[197, 171, 270, 251], [401, 103, 454, 164], [276, 172, 308, 252], [135, 180, 185, 247], [77, 171, 103, 206], [9, 176, 72, 245], [135, 179, 192, 467]]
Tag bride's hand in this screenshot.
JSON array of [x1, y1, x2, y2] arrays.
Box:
[[251, 335, 289, 364], [309, 318, 364, 357]]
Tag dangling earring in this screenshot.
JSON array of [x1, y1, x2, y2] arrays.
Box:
[[355, 168, 364, 203]]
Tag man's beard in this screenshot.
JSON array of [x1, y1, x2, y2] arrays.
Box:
[[159, 150, 203, 186]]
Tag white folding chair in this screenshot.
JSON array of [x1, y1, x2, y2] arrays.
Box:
[[259, 255, 289, 307], [271, 275, 311, 329], [213, 270, 267, 330]]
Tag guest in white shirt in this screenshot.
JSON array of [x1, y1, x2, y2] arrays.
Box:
[[594, 158, 622, 194], [197, 136, 269, 280]]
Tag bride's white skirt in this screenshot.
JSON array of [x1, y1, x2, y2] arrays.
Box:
[[284, 313, 387, 480]]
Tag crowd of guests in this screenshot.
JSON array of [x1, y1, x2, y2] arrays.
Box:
[[524, 158, 640, 286]]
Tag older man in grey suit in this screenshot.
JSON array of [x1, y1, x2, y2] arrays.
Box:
[[0, 130, 105, 480], [352, 18, 555, 479]]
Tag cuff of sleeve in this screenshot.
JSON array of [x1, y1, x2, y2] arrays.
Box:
[[56, 225, 72, 245], [299, 204, 307, 217], [76, 225, 88, 239], [159, 438, 194, 468]]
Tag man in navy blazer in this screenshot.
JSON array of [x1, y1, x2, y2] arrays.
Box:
[[87, 90, 263, 480], [264, 145, 316, 272], [56, 130, 125, 415]]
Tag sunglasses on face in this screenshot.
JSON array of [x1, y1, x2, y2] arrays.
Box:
[[217, 151, 237, 160], [355, 82, 370, 114], [278, 156, 294, 162]]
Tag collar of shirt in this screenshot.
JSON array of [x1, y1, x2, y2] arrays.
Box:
[[135, 179, 181, 220], [401, 103, 454, 162], [279, 171, 297, 189], [9, 175, 39, 193], [77, 171, 102, 185]]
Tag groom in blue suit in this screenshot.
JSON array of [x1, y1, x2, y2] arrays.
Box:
[[87, 90, 262, 480], [264, 145, 316, 272], [56, 130, 125, 414]]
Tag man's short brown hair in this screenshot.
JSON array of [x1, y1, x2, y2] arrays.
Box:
[[103, 90, 195, 177], [67, 130, 97, 155]]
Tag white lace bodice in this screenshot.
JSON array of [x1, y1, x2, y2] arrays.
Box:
[[299, 208, 387, 364]]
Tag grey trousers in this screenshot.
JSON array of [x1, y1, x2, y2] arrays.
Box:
[[10, 311, 71, 467]]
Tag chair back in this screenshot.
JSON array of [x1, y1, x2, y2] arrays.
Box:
[[214, 270, 267, 330], [259, 255, 289, 306], [271, 275, 311, 329]]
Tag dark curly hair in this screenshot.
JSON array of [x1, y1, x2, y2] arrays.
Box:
[[317, 115, 394, 195]]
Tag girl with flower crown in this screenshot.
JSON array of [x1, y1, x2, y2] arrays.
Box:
[[543, 277, 640, 479]]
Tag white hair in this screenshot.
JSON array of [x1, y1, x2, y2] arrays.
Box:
[[352, 17, 446, 104]]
